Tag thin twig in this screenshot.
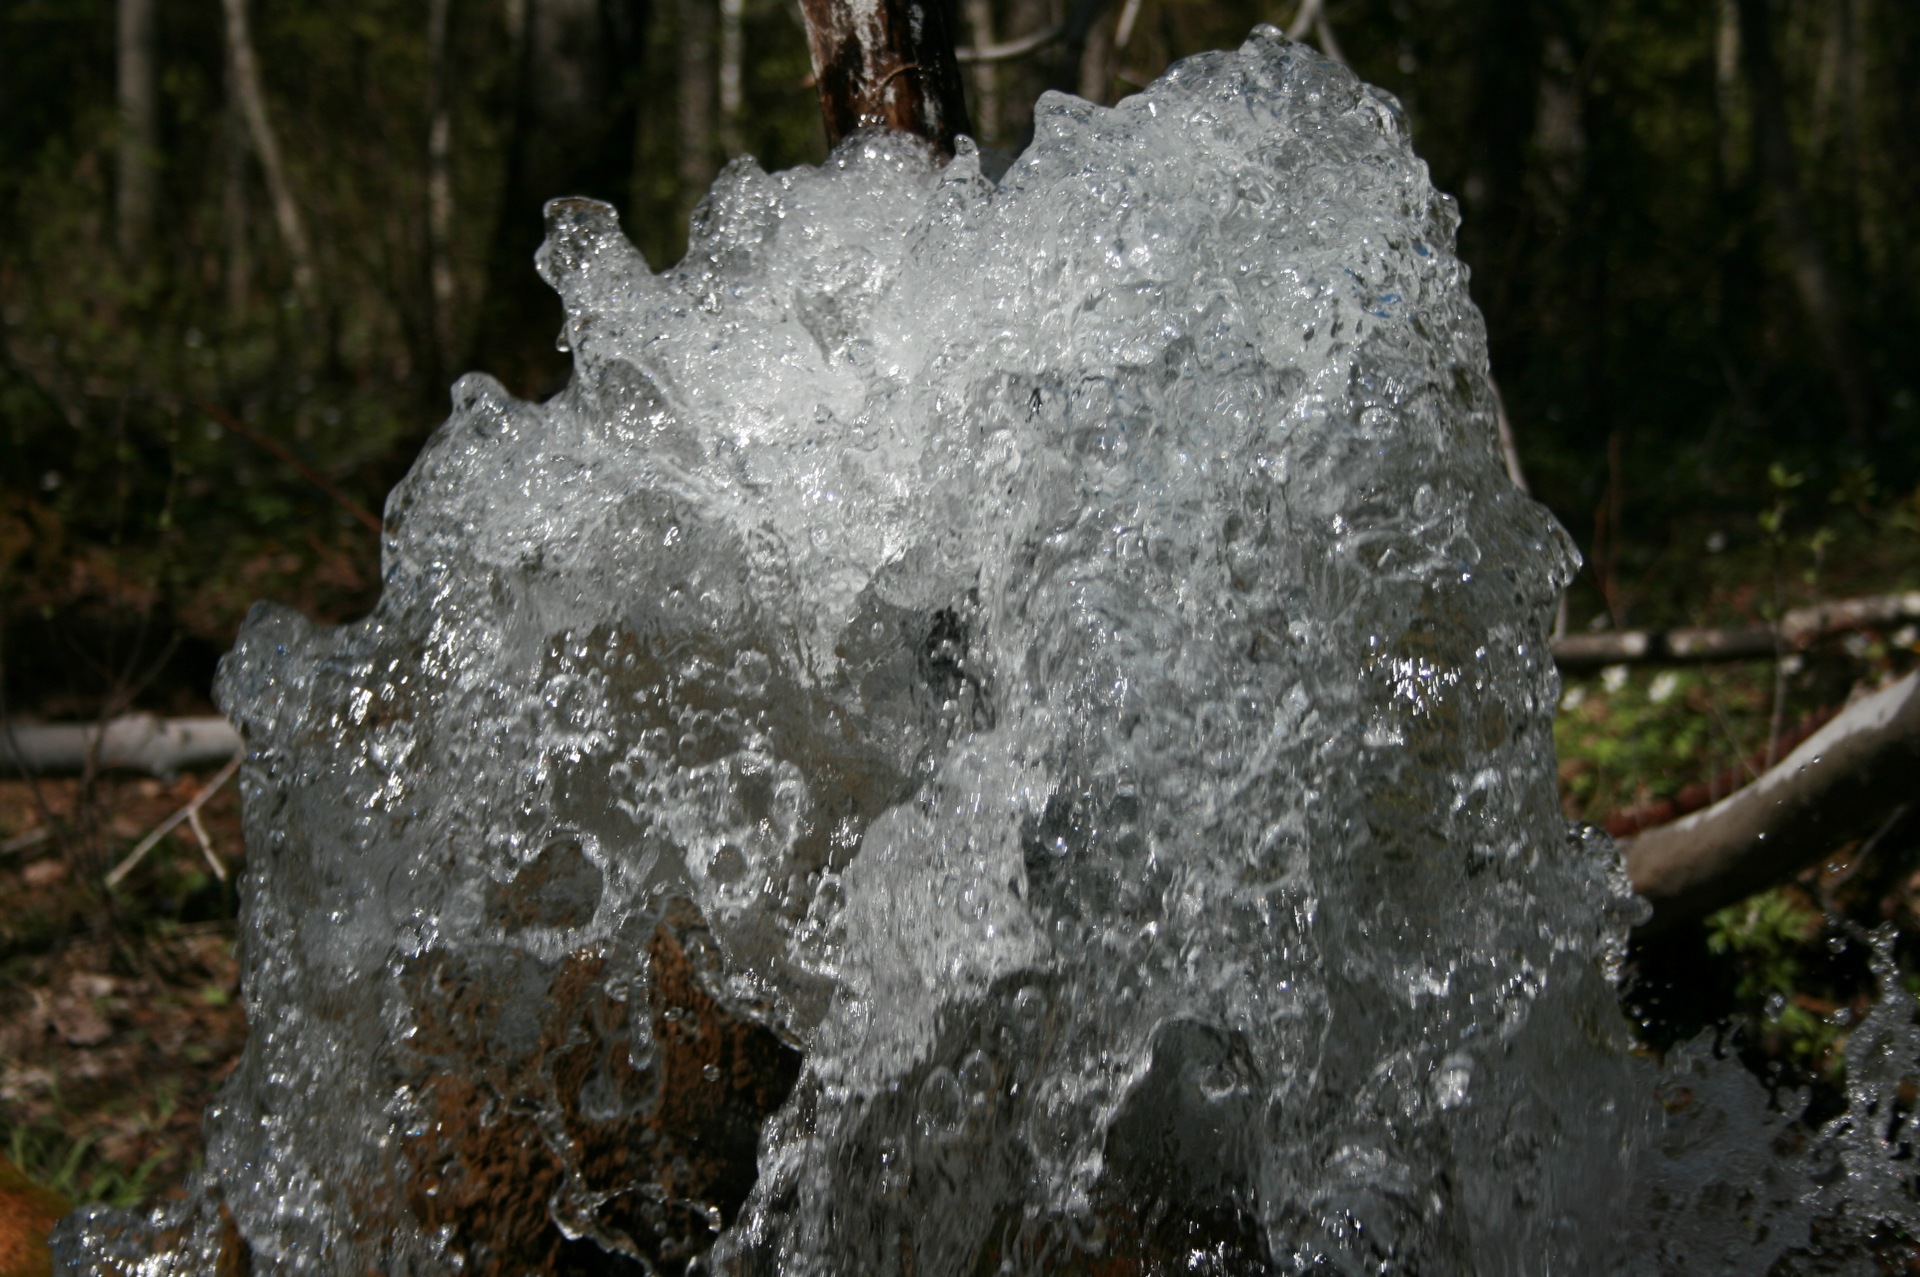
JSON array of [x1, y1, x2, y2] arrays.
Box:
[[106, 751, 243, 889], [196, 398, 382, 533], [185, 804, 226, 882], [1703, 689, 1762, 788]]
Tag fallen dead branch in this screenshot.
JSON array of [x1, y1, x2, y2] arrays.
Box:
[[1551, 590, 1920, 671], [1, 714, 241, 778], [1625, 671, 1920, 938], [106, 750, 243, 888]]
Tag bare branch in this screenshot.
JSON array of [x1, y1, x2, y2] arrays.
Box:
[[1625, 672, 1920, 937], [197, 399, 383, 534], [1286, 0, 1324, 40], [107, 750, 244, 888], [1490, 375, 1529, 494], [719, 0, 746, 156], [960, 0, 1002, 135]]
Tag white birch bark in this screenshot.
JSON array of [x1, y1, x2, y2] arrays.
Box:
[[221, 0, 317, 301]]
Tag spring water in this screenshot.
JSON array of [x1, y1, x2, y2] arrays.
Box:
[[53, 29, 1920, 1275]]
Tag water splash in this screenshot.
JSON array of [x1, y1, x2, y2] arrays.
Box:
[[52, 28, 1919, 1275]]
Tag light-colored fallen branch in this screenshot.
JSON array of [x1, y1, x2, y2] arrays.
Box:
[[107, 750, 243, 888], [0, 714, 242, 778], [1553, 590, 1920, 671], [1625, 671, 1920, 938]]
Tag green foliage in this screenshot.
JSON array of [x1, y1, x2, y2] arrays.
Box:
[[1704, 887, 1846, 1079], [1554, 663, 1767, 824], [7, 1105, 173, 1210]]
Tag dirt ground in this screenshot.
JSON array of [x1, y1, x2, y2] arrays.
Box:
[[0, 769, 249, 1217]]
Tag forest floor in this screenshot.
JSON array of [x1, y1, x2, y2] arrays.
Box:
[[0, 772, 247, 1219]]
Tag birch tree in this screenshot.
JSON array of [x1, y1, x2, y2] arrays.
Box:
[[115, 0, 157, 265], [221, 0, 317, 302]]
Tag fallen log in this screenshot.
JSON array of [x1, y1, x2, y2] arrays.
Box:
[[1551, 590, 1920, 671], [0, 714, 241, 778], [1625, 671, 1920, 938]]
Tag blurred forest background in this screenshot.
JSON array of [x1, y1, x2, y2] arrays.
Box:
[[2, 0, 1917, 716], [3, 0, 1920, 1227]]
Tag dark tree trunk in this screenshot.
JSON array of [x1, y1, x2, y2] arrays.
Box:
[[797, 0, 973, 157], [470, 0, 650, 397], [1736, 0, 1877, 448]]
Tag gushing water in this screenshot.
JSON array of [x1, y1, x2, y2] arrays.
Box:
[[53, 29, 1920, 1275]]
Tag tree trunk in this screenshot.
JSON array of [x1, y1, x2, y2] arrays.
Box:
[[427, 0, 458, 379], [1076, 4, 1114, 104], [221, 0, 317, 302], [116, 0, 158, 267], [469, 0, 648, 395], [1735, 0, 1876, 447], [719, 0, 745, 158], [797, 0, 973, 157], [677, 0, 716, 216], [962, 0, 1001, 142], [222, 52, 252, 317]]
